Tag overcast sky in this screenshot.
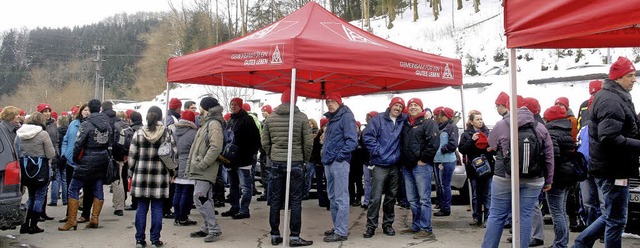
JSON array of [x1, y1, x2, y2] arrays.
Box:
[[0, 0, 185, 32]]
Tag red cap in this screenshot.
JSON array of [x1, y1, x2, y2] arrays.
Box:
[[326, 92, 343, 106], [516, 95, 525, 108], [555, 97, 569, 109], [281, 89, 298, 104], [523, 97, 541, 115], [261, 105, 273, 114], [19, 109, 26, 116], [320, 118, 329, 128], [389, 97, 405, 109], [495, 92, 509, 106], [70, 106, 80, 115], [589, 80, 603, 95], [356, 121, 361, 129], [544, 105, 567, 122], [242, 103, 251, 112], [230, 98, 243, 108], [475, 132, 489, 150], [367, 111, 378, 118], [609, 56, 636, 80], [125, 109, 135, 119], [37, 103, 51, 113], [169, 98, 182, 109], [224, 113, 231, 121], [407, 98, 424, 110], [436, 106, 454, 119], [51, 111, 58, 120], [180, 110, 196, 123]]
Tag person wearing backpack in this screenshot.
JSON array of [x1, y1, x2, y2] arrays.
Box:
[[185, 97, 225, 243], [102, 102, 129, 217], [574, 57, 640, 248], [543, 105, 577, 248], [482, 103, 554, 248], [15, 112, 56, 234]]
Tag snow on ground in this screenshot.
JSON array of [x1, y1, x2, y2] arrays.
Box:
[[120, 0, 640, 127]]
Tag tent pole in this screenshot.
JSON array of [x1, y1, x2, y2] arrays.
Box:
[[165, 82, 171, 126], [459, 85, 473, 209], [509, 48, 521, 248], [282, 68, 297, 247]]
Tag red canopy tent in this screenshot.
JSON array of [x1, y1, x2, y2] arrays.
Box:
[[503, 1, 640, 246], [167, 1, 462, 98]]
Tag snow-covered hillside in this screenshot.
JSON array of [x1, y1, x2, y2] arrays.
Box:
[[130, 0, 640, 127]]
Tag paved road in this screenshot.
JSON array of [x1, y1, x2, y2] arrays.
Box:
[[2, 186, 640, 247]]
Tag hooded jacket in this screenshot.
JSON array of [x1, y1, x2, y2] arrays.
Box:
[[72, 113, 111, 181], [433, 119, 459, 163], [488, 107, 555, 185], [589, 79, 640, 179], [174, 120, 197, 181], [401, 113, 439, 166], [226, 108, 261, 167], [129, 124, 174, 199], [262, 103, 312, 163], [362, 108, 405, 167], [14, 124, 55, 161], [187, 106, 224, 183], [322, 105, 358, 165], [61, 119, 82, 167], [545, 118, 577, 186], [459, 125, 495, 179]]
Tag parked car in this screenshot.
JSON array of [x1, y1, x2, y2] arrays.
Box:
[[0, 125, 25, 230], [627, 174, 640, 234]]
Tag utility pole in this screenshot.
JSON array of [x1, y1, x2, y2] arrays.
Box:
[[93, 45, 104, 99]]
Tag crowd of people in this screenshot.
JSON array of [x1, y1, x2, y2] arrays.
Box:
[[1, 56, 637, 248]]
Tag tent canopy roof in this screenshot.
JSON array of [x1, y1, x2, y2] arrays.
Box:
[[167, 2, 462, 99], [505, 0, 640, 49]]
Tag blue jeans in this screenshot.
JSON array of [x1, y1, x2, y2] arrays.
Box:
[[547, 185, 570, 248], [402, 164, 433, 232], [471, 176, 492, 222], [304, 162, 315, 197], [68, 178, 104, 201], [228, 168, 253, 214], [135, 198, 163, 242], [26, 184, 47, 215], [173, 184, 194, 221], [363, 164, 372, 205], [580, 176, 604, 226], [482, 176, 544, 248], [573, 178, 629, 248], [367, 165, 399, 230], [325, 160, 350, 236], [435, 162, 455, 212], [269, 162, 303, 237], [50, 163, 67, 204]]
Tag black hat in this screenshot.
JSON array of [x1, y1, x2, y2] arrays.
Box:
[[200, 97, 220, 110], [88, 99, 102, 113]]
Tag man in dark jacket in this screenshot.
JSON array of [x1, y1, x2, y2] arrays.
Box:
[[322, 92, 358, 242], [399, 98, 439, 239], [262, 89, 313, 246], [362, 97, 406, 238], [60, 99, 112, 230], [574, 57, 640, 248], [220, 98, 261, 220]]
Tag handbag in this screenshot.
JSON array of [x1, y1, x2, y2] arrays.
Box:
[[158, 129, 177, 170], [471, 154, 492, 178], [221, 128, 239, 166], [104, 158, 119, 185], [17, 137, 50, 187]]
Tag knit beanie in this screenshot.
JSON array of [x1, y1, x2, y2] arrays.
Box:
[[437, 106, 454, 119], [544, 105, 567, 122], [407, 98, 423, 110], [326, 92, 343, 106], [389, 97, 405, 109], [495, 92, 509, 106], [243, 103, 251, 112], [589, 80, 603, 95], [200, 97, 220, 110], [180, 110, 196, 123], [609, 56, 636, 80], [261, 105, 273, 114], [523, 97, 541, 115], [37, 103, 51, 113], [169, 98, 182, 110], [230, 98, 243, 107], [554, 97, 569, 109], [320, 118, 329, 128], [367, 111, 378, 118]]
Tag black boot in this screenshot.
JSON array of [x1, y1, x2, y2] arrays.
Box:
[[19, 211, 31, 234], [29, 212, 44, 234]]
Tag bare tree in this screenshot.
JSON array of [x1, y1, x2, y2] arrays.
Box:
[[413, 0, 419, 22], [205, 86, 255, 113], [474, 0, 480, 13], [432, 0, 441, 21], [362, 0, 370, 28]]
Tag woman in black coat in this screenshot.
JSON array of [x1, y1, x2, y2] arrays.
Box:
[[458, 110, 494, 226]]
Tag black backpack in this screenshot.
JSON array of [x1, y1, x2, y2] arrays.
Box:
[[112, 119, 131, 161], [504, 122, 546, 178]]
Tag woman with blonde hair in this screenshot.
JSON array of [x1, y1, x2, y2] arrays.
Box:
[[1, 106, 21, 142]]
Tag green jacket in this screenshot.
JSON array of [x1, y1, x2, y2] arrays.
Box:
[[262, 103, 312, 163], [187, 106, 224, 183]]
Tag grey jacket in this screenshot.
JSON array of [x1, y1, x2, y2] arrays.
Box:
[[14, 124, 55, 161], [174, 120, 197, 180], [187, 106, 224, 183], [262, 103, 312, 163]]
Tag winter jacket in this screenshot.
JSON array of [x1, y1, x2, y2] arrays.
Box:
[[351, 132, 370, 167], [589, 79, 640, 179], [322, 105, 358, 165], [129, 124, 174, 199], [488, 107, 555, 185], [72, 113, 111, 181], [14, 124, 55, 162], [1, 120, 19, 145], [362, 108, 405, 167], [248, 112, 263, 135], [45, 118, 59, 163], [546, 118, 577, 186], [174, 120, 197, 181], [310, 128, 323, 165], [166, 109, 180, 126], [226, 109, 261, 167], [186, 106, 224, 183], [262, 103, 312, 163], [458, 126, 495, 179], [401, 114, 439, 166], [433, 120, 459, 163], [566, 109, 578, 142], [577, 99, 590, 130], [102, 109, 119, 130], [61, 119, 82, 168]]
